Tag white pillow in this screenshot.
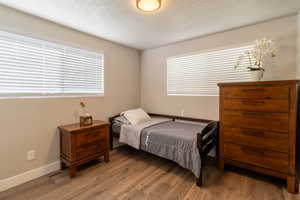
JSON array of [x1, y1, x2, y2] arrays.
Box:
[[122, 108, 151, 125], [115, 116, 131, 125]]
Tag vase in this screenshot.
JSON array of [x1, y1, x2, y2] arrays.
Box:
[[79, 108, 93, 126], [80, 108, 91, 117], [251, 70, 264, 81]]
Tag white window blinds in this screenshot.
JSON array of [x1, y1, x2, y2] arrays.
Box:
[[167, 44, 254, 96], [0, 31, 104, 97]]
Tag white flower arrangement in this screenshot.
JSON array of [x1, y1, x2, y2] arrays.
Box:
[[235, 38, 276, 72]]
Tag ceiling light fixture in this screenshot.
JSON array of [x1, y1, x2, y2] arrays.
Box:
[[137, 0, 161, 12]]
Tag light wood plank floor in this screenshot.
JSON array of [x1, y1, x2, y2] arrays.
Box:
[[1, 146, 299, 200]]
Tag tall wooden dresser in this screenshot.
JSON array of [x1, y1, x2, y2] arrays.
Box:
[[218, 80, 299, 193]]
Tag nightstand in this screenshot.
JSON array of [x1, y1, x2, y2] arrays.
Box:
[[58, 120, 110, 178]]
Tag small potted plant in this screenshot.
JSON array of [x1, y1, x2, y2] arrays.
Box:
[[79, 101, 93, 126], [235, 38, 276, 81]]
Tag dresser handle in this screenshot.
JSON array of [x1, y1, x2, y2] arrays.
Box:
[[241, 112, 266, 117], [242, 88, 265, 92], [79, 141, 102, 149], [86, 132, 100, 136], [241, 100, 265, 105], [241, 129, 264, 137], [241, 146, 264, 155]]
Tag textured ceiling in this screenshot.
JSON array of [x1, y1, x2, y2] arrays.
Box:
[[0, 0, 299, 50]]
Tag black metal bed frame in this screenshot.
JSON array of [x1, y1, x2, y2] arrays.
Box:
[[108, 113, 219, 186]]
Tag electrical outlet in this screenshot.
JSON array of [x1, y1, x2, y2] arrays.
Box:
[[27, 150, 35, 161], [181, 109, 185, 117]]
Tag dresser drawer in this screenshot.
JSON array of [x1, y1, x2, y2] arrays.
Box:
[[76, 128, 107, 146], [76, 141, 106, 161], [223, 111, 289, 133], [223, 86, 289, 99], [224, 143, 288, 173], [223, 127, 288, 153], [223, 98, 289, 112]]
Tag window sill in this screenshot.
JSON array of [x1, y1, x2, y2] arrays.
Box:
[[0, 94, 104, 100], [167, 94, 219, 97]]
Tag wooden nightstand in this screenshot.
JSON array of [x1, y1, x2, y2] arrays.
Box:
[[58, 120, 110, 178]]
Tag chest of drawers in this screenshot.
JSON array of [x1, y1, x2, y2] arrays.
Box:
[[58, 120, 110, 177], [218, 80, 299, 193]]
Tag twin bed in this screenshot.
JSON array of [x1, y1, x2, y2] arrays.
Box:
[[109, 112, 219, 186]]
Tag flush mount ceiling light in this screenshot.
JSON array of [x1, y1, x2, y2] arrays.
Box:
[[137, 0, 161, 12]]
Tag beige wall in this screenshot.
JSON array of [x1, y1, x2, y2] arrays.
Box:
[[298, 11, 300, 78], [141, 15, 298, 121], [0, 5, 141, 179], [0, 5, 298, 182]]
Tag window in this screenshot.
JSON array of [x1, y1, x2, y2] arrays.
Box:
[[167, 44, 254, 96], [0, 31, 104, 98]]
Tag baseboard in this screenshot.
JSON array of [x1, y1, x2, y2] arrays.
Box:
[[0, 161, 60, 193]]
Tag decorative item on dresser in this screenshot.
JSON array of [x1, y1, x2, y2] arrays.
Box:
[[234, 38, 277, 81], [79, 101, 93, 126], [58, 120, 110, 178], [218, 80, 299, 193]]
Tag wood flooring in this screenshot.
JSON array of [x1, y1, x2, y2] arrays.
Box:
[[0, 146, 299, 200]]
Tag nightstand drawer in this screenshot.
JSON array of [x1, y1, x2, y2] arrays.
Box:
[[223, 86, 289, 99], [224, 143, 288, 173], [223, 127, 288, 153], [76, 128, 107, 146], [76, 141, 106, 160]]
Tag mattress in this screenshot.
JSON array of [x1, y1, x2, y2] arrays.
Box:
[[113, 118, 209, 178], [140, 121, 207, 178]]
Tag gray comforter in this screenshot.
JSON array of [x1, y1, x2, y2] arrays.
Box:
[[140, 121, 207, 178]]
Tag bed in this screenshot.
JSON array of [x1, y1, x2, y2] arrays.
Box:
[[109, 113, 219, 186]]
